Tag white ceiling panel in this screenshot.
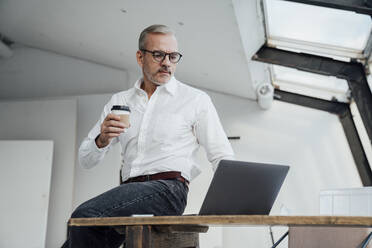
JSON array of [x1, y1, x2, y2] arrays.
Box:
[[0, 0, 265, 100]]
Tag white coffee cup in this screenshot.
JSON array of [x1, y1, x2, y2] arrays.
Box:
[[111, 105, 130, 127]]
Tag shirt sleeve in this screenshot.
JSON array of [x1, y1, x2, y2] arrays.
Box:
[[78, 96, 120, 169], [194, 93, 235, 171]]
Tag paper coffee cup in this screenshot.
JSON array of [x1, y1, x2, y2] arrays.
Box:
[[111, 105, 130, 127]]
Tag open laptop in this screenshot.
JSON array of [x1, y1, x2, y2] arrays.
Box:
[[198, 159, 289, 215]]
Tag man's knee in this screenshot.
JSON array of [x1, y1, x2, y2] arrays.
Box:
[[71, 205, 102, 218]]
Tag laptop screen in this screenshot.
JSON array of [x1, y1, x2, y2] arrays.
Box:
[[199, 160, 289, 215]]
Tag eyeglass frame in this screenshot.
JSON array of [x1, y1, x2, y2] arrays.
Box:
[[140, 49, 183, 64]]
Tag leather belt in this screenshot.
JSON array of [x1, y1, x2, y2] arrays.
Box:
[[123, 171, 189, 186]]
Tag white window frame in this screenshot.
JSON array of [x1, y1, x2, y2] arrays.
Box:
[[262, 0, 371, 62]]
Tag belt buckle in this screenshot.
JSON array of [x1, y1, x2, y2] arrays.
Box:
[[177, 177, 189, 187]]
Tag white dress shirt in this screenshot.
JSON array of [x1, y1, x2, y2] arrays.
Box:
[[79, 77, 234, 182]]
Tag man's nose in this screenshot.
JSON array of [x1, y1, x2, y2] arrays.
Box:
[[161, 54, 172, 66]]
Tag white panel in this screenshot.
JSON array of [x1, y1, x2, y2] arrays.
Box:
[[0, 98, 77, 247], [0, 140, 53, 248], [351, 195, 369, 216], [333, 195, 350, 215], [320, 187, 372, 216], [319, 195, 333, 215]]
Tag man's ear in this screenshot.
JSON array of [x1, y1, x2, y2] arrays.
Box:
[[136, 50, 143, 67]]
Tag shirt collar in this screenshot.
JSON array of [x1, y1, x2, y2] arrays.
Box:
[[162, 76, 177, 96], [134, 78, 143, 92], [134, 76, 178, 96]]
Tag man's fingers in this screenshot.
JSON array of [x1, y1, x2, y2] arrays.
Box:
[[101, 132, 121, 143], [106, 132, 121, 138], [105, 113, 121, 122], [106, 120, 126, 128], [103, 126, 125, 134], [100, 114, 128, 141]]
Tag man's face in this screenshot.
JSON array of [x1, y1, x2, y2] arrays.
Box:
[[136, 33, 179, 85]]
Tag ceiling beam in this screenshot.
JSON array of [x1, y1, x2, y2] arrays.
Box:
[[274, 89, 372, 186], [282, 0, 372, 16], [253, 47, 372, 141], [252, 48, 372, 138], [253, 46, 372, 186]]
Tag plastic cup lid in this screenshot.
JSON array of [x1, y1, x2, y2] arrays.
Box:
[[111, 105, 130, 112]]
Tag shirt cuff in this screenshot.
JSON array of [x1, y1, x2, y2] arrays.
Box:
[[89, 137, 110, 153]]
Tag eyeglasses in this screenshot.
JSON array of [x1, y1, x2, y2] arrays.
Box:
[[141, 49, 182, 63]]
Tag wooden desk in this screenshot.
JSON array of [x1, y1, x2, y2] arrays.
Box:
[[70, 215, 372, 227], [69, 215, 372, 247]]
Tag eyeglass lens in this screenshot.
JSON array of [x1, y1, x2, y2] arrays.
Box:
[[150, 50, 182, 63]]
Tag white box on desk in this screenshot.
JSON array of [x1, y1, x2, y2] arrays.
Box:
[[289, 187, 372, 248], [320, 187, 372, 216]]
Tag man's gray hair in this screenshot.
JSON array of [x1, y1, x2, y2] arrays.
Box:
[[138, 24, 175, 50]]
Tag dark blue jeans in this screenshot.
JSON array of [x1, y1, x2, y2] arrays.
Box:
[[62, 179, 188, 248]]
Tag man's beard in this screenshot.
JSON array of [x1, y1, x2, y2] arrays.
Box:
[[144, 66, 172, 86]]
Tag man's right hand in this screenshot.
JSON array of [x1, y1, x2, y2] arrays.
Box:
[[95, 114, 127, 148]]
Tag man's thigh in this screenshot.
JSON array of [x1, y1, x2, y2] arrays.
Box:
[[72, 179, 188, 218]]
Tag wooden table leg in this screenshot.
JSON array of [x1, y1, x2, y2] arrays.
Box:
[[124, 224, 207, 248], [125, 225, 152, 248]]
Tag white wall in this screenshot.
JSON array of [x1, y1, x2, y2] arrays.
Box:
[[232, 0, 271, 92], [0, 98, 77, 248]]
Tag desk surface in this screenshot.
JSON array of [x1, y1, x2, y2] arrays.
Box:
[[69, 215, 372, 227]]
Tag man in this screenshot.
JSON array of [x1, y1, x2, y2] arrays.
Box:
[[63, 24, 234, 248]]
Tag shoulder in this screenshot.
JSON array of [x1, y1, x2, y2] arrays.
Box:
[[108, 88, 136, 104], [176, 79, 209, 100], [111, 87, 136, 99], [174, 80, 214, 117]]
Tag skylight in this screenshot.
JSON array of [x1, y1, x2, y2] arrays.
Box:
[[264, 0, 372, 60]]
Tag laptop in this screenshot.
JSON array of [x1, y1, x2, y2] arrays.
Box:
[[198, 159, 289, 215]]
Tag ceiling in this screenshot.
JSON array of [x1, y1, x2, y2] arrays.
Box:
[[0, 0, 266, 100]]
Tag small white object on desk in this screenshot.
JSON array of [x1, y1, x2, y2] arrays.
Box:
[[320, 187, 372, 216], [131, 214, 154, 217]]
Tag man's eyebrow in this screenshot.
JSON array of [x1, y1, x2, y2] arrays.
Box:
[[156, 50, 180, 54]]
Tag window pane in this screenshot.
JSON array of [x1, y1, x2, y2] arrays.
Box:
[[266, 0, 372, 51], [272, 65, 350, 102]]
